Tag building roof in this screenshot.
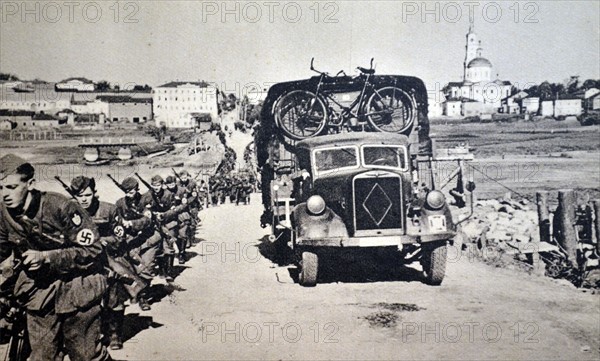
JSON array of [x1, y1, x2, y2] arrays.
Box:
[[467, 57, 492, 68], [96, 95, 152, 103], [157, 81, 211, 88], [0, 110, 35, 117], [557, 95, 583, 101], [32, 113, 60, 120], [59, 77, 94, 84]]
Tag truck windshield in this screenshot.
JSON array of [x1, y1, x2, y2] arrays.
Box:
[[314, 146, 358, 175], [362, 145, 406, 169]]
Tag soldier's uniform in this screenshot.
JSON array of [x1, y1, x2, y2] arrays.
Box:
[[114, 177, 158, 311], [70, 176, 147, 350], [198, 180, 209, 208], [176, 170, 200, 248], [140, 175, 183, 281], [0, 155, 110, 361], [166, 176, 192, 264]]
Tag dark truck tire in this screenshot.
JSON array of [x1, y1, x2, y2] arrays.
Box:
[[299, 251, 318, 287], [421, 242, 448, 286]]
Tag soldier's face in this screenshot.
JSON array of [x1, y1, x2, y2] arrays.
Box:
[[1, 174, 34, 209], [181, 175, 189, 182], [166, 183, 176, 190], [151, 184, 162, 193], [125, 187, 138, 199], [75, 187, 95, 209]]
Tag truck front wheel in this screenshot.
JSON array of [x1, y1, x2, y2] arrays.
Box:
[[421, 242, 448, 286], [299, 251, 318, 287]]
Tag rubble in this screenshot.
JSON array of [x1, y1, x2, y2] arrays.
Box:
[[453, 194, 600, 289]]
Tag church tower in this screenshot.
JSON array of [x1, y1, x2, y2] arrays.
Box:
[[463, 20, 482, 81]]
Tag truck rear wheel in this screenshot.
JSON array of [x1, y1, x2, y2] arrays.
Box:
[[421, 242, 447, 286], [299, 251, 318, 287]]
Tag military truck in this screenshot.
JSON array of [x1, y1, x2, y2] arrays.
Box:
[[256, 60, 472, 286]]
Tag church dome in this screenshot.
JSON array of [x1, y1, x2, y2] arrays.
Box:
[[467, 57, 492, 68]]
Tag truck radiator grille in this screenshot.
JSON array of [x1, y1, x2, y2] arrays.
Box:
[[354, 176, 403, 231]]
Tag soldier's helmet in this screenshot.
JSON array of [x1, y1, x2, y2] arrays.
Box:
[[70, 176, 96, 195], [121, 177, 139, 192]]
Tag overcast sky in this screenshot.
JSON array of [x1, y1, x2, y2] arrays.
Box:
[[1, 1, 598, 93]]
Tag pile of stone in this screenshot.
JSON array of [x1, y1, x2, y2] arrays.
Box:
[[454, 195, 552, 255], [452, 194, 600, 288]]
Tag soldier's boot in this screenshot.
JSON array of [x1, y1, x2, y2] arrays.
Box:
[[138, 289, 151, 311], [108, 310, 125, 350], [165, 255, 175, 282], [157, 256, 166, 279]]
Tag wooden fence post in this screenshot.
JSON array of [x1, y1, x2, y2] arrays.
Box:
[[556, 189, 578, 263], [593, 199, 600, 254], [534, 191, 549, 270]]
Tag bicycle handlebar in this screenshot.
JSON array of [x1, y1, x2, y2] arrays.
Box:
[[310, 58, 346, 78], [357, 58, 375, 75]]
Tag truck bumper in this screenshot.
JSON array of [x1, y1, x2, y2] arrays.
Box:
[[296, 231, 454, 248]]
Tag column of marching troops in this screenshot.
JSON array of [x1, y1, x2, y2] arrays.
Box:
[[207, 173, 255, 206], [0, 154, 214, 361]]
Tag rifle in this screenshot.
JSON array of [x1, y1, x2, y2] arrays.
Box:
[[54, 176, 77, 201], [107, 174, 127, 193], [171, 168, 183, 183], [134, 173, 166, 210], [1, 257, 30, 360], [1, 295, 28, 361]]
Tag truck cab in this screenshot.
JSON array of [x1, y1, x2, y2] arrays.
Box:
[[271, 132, 455, 286]]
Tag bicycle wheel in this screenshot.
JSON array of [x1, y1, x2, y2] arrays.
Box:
[[275, 90, 328, 140], [366, 87, 416, 134]]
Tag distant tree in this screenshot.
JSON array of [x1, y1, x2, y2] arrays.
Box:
[[567, 78, 579, 94], [538, 82, 553, 100], [133, 84, 152, 92], [96, 80, 111, 92], [550, 83, 566, 99], [0, 73, 19, 81], [582, 79, 600, 90], [525, 85, 540, 98]]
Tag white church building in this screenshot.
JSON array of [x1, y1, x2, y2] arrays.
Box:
[[442, 22, 512, 116]]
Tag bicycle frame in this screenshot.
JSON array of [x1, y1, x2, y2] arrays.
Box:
[[312, 72, 377, 128]]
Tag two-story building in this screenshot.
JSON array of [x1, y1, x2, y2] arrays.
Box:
[[152, 81, 219, 128], [96, 95, 153, 123]]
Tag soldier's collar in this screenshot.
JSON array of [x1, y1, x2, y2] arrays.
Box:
[[20, 189, 41, 219], [86, 197, 100, 216]]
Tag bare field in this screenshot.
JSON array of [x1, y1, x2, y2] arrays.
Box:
[[430, 119, 600, 200]]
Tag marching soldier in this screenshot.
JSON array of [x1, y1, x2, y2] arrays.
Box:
[[68, 176, 147, 350], [113, 177, 159, 311], [165, 176, 192, 265], [0, 154, 111, 361], [198, 179, 209, 208], [139, 175, 181, 282], [175, 170, 201, 248]]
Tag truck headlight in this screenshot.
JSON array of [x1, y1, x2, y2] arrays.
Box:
[[306, 195, 326, 215], [426, 190, 445, 210]]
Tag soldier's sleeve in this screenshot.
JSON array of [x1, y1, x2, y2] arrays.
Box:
[[115, 197, 151, 232], [0, 210, 12, 263], [43, 198, 103, 274], [159, 192, 183, 222]]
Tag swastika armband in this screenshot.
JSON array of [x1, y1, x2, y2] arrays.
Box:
[[76, 229, 95, 246]]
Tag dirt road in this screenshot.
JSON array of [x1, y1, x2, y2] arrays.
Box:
[[107, 194, 599, 361]]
